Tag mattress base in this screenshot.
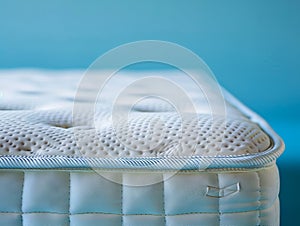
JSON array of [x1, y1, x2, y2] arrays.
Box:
[[0, 165, 279, 226]]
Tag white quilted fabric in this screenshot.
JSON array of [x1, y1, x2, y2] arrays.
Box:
[[0, 165, 279, 226], [0, 70, 283, 226]]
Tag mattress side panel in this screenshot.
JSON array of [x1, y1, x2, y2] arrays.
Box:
[[0, 165, 279, 226]]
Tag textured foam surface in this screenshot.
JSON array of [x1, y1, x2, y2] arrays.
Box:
[[0, 70, 271, 159]]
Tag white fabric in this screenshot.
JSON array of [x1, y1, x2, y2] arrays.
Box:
[[0, 70, 270, 158], [0, 70, 282, 225], [0, 165, 279, 226]]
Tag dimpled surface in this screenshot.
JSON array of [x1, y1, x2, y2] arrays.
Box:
[[0, 70, 270, 158]]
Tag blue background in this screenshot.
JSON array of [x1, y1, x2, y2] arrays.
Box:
[[0, 1, 299, 224]]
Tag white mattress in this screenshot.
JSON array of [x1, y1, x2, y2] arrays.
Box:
[[0, 70, 284, 226]]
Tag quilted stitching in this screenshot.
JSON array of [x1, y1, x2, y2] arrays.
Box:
[[0, 166, 279, 226]]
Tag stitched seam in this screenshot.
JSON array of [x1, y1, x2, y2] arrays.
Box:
[[256, 171, 262, 226], [217, 173, 221, 226], [0, 165, 274, 174], [162, 174, 166, 226], [0, 151, 280, 170], [121, 174, 123, 226], [68, 172, 71, 226], [0, 209, 274, 216], [20, 172, 25, 226]]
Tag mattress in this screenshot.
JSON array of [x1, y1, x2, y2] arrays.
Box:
[[0, 70, 284, 226]]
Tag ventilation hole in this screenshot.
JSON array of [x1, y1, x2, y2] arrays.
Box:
[[17, 147, 31, 152], [223, 144, 229, 148]]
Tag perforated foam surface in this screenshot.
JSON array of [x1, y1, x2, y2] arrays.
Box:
[[0, 70, 271, 159]]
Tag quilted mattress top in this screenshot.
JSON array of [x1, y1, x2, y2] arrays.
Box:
[[0, 70, 284, 170]]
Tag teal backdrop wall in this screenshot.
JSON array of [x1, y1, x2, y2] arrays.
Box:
[[0, 1, 299, 225]]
